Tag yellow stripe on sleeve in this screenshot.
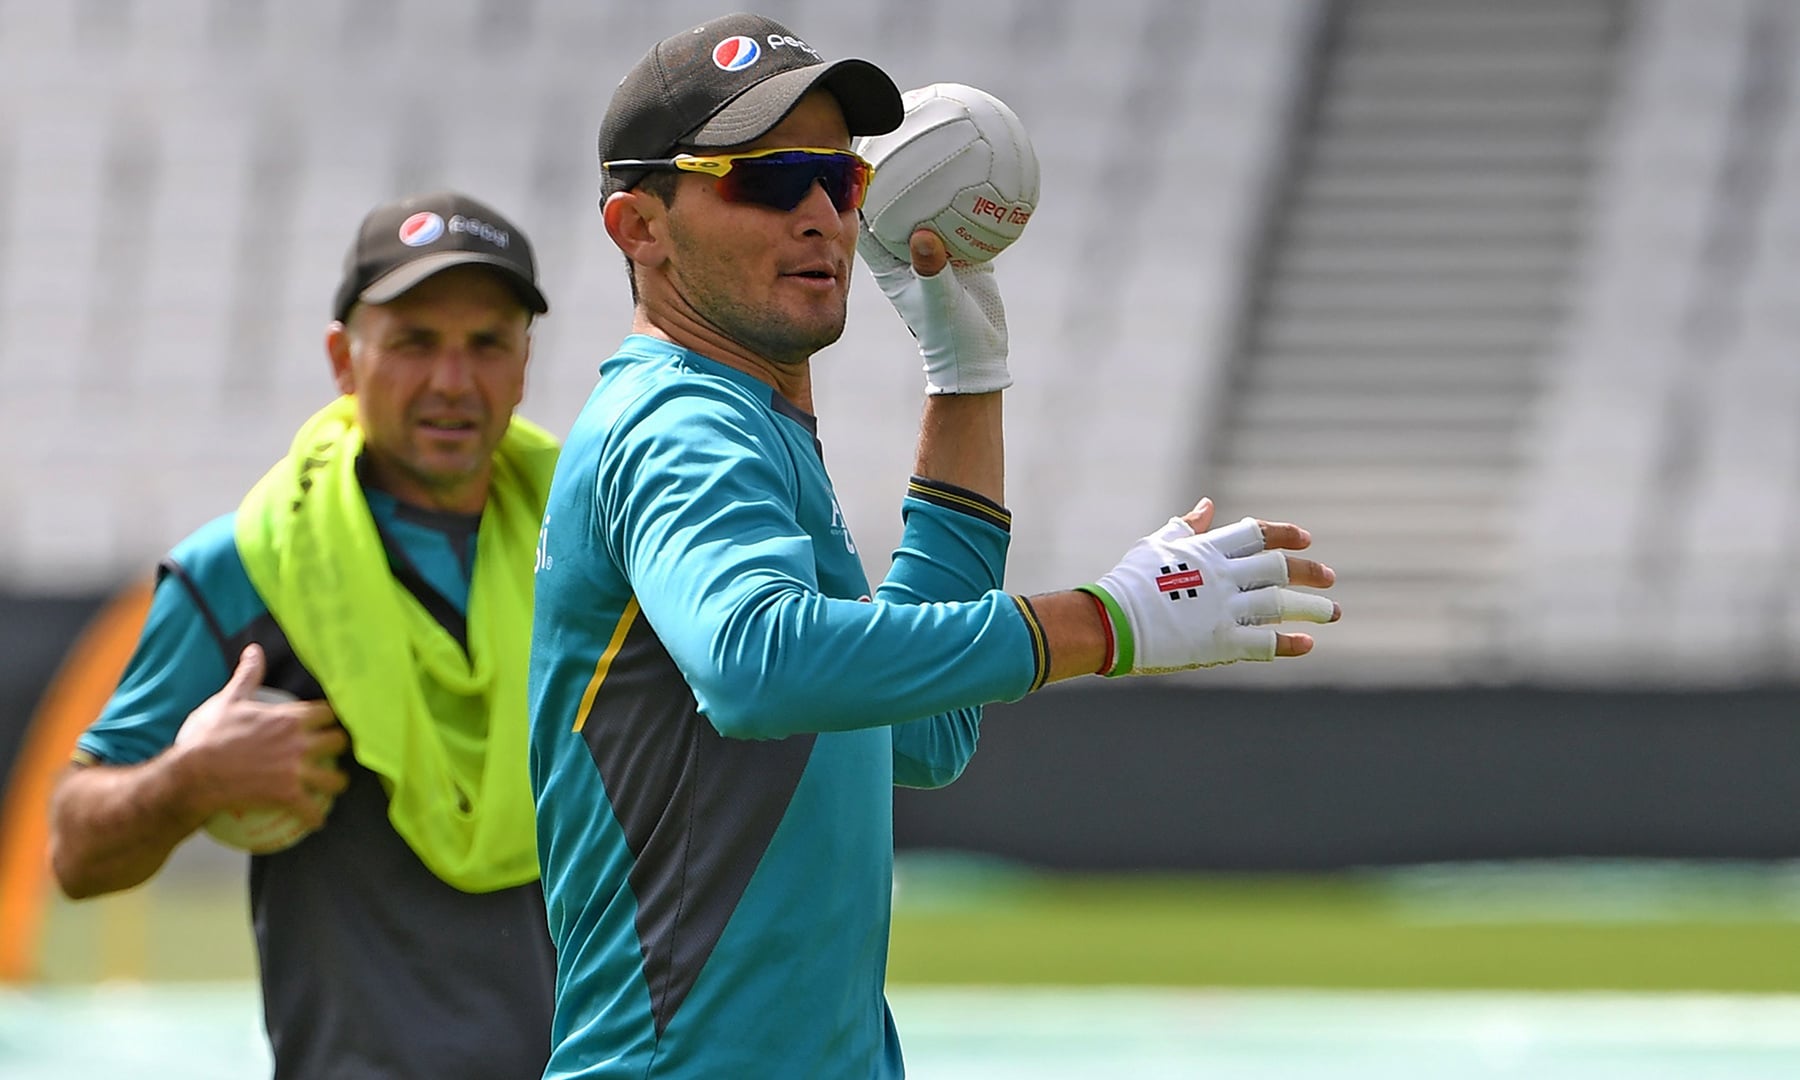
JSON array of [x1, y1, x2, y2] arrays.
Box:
[[906, 479, 1012, 530], [572, 597, 641, 734]]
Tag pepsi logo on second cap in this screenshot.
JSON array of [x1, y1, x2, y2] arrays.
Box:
[[712, 35, 760, 71], [398, 212, 445, 247]]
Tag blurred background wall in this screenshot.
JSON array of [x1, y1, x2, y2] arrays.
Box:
[[2, 0, 1797, 871]]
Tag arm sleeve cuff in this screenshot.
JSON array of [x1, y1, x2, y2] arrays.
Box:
[[1011, 594, 1050, 694], [905, 476, 1011, 532]]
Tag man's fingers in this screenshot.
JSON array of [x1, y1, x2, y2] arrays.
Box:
[[1204, 516, 1267, 559], [224, 643, 266, 698], [1232, 587, 1341, 626], [1179, 497, 1216, 535], [1274, 632, 1315, 658], [1270, 588, 1338, 624], [291, 701, 340, 730], [1229, 550, 1289, 590], [1226, 551, 1333, 592], [305, 763, 350, 799], [1285, 556, 1335, 590], [307, 724, 349, 757], [909, 228, 948, 277], [1256, 521, 1312, 551]]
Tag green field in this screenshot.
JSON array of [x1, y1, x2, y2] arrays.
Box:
[[17, 857, 1800, 1077], [889, 868, 1800, 991], [34, 855, 1800, 993]]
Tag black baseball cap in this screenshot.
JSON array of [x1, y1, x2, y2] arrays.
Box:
[[332, 191, 550, 323], [598, 12, 903, 196]]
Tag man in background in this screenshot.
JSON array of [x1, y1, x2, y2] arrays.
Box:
[[49, 191, 559, 1078]]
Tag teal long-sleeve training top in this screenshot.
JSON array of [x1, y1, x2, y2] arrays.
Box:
[[528, 336, 1048, 1078]]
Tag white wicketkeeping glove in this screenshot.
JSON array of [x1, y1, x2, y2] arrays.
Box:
[[1079, 516, 1338, 676], [857, 219, 1011, 395]]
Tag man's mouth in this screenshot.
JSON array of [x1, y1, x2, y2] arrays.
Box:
[[785, 262, 841, 283]]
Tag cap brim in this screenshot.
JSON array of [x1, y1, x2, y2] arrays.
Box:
[[686, 58, 903, 148], [359, 252, 550, 316]]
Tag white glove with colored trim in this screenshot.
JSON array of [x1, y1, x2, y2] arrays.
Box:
[[858, 221, 1011, 395], [1079, 515, 1339, 676]]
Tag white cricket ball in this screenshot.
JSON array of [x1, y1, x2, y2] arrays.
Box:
[[175, 686, 334, 854], [855, 82, 1040, 265]]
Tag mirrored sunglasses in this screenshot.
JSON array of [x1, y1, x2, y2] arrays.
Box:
[[604, 147, 875, 213]]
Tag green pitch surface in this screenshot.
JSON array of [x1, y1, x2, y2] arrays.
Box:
[[28, 855, 1800, 991], [886, 857, 1800, 992], [15, 858, 1800, 1076]]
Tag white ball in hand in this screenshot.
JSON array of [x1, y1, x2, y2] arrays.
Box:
[[175, 686, 334, 854], [855, 82, 1040, 265]]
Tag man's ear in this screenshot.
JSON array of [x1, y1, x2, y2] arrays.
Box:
[[603, 190, 669, 270], [326, 320, 356, 396]]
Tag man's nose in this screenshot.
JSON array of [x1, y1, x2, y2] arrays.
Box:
[[429, 348, 477, 393], [791, 179, 843, 237]]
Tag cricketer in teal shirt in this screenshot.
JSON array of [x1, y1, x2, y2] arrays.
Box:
[[529, 338, 1048, 1077]]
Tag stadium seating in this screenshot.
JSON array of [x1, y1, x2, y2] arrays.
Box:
[[3, 0, 1797, 684], [1505, 0, 1800, 684], [1206, 0, 1630, 682]]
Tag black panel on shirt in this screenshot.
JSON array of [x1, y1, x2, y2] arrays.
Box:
[[161, 538, 553, 1077], [254, 756, 554, 1080], [158, 557, 234, 668], [767, 390, 827, 460], [579, 611, 816, 1038], [358, 452, 479, 650], [371, 516, 470, 651], [159, 557, 323, 700], [388, 500, 480, 574], [766, 391, 818, 436]]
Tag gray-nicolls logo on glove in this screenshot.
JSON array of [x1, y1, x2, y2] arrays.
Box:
[[1157, 564, 1202, 601], [1080, 505, 1340, 676]]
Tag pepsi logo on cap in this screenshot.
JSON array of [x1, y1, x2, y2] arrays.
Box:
[[398, 212, 445, 247], [712, 35, 760, 71]]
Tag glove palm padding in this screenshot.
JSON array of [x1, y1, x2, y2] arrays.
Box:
[[858, 222, 1012, 395]]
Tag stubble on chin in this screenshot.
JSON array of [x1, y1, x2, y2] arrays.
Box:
[[668, 232, 850, 363], [703, 291, 847, 367]]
